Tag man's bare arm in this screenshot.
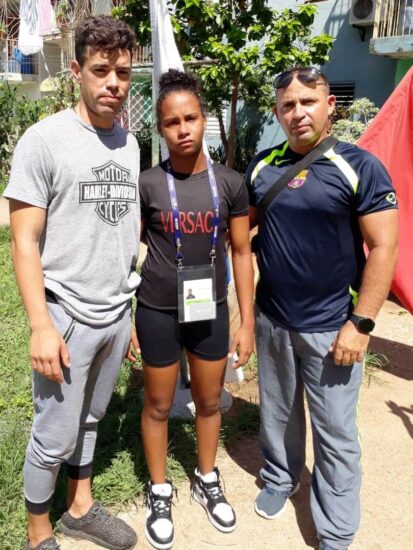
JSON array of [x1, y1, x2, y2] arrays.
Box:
[[10, 199, 70, 383], [331, 208, 399, 366], [355, 208, 399, 318]]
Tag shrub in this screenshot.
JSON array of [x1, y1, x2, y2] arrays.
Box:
[[332, 98, 379, 143]]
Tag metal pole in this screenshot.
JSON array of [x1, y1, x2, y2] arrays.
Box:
[[151, 68, 159, 167]]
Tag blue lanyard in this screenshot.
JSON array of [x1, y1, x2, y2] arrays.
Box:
[[166, 156, 220, 269]]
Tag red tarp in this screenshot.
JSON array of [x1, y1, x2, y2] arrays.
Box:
[[358, 68, 413, 314]]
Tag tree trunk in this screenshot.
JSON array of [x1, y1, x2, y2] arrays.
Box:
[[218, 111, 229, 162], [226, 74, 239, 169]]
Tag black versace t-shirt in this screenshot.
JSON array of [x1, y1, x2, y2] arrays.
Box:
[[138, 160, 248, 310]]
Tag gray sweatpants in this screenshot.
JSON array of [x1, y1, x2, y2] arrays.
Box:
[[256, 306, 363, 549], [24, 297, 131, 511]]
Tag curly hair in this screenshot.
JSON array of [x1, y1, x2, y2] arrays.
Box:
[[75, 16, 136, 66], [156, 69, 205, 124]]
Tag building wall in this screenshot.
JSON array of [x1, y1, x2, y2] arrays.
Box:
[[316, 0, 397, 104], [395, 59, 413, 84], [15, 83, 41, 101]]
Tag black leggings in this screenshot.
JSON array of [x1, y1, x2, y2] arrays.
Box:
[[135, 301, 229, 367]]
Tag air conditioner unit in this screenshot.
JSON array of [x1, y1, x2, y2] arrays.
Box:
[[349, 0, 377, 27]]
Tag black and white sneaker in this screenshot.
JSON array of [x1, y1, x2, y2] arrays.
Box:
[[191, 467, 236, 533], [145, 481, 175, 550]]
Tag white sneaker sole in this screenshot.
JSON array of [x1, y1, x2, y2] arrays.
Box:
[[144, 525, 174, 550], [254, 482, 301, 520], [191, 488, 237, 533]]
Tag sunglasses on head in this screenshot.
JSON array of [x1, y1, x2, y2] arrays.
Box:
[[274, 67, 326, 89]]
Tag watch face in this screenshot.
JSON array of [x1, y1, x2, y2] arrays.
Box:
[[359, 317, 375, 333]]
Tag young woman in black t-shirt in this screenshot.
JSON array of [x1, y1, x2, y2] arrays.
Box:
[[135, 69, 254, 550]]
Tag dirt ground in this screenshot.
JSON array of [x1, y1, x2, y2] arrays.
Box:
[[56, 299, 413, 550], [1, 198, 412, 549]]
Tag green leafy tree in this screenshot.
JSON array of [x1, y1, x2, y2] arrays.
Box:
[[113, 0, 334, 167]]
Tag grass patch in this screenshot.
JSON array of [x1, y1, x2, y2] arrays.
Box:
[[0, 228, 260, 547], [364, 350, 388, 386], [1, 223, 387, 547], [0, 226, 32, 547]]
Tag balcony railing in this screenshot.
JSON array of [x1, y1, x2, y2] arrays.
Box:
[[0, 38, 39, 81], [42, 26, 152, 70], [373, 0, 413, 38], [132, 46, 152, 65], [370, 0, 413, 57]]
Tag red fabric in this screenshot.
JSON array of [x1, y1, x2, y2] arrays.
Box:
[[357, 68, 413, 313]]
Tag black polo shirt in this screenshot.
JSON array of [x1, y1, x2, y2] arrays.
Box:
[[246, 140, 397, 332]]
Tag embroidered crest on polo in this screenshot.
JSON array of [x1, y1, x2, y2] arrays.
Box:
[[288, 169, 308, 189]]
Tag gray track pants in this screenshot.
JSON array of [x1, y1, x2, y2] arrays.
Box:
[[24, 297, 131, 511], [256, 307, 363, 549]]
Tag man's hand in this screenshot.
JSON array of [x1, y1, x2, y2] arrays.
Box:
[[329, 321, 370, 366], [229, 323, 254, 367], [125, 326, 140, 362], [30, 326, 71, 384]]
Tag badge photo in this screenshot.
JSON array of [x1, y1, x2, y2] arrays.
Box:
[[177, 265, 217, 323]]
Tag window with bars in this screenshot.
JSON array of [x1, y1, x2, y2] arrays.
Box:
[[330, 82, 356, 109]]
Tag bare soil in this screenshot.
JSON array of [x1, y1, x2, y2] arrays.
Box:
[[2, 198, 411, 549], [58, 299, 413, 550]]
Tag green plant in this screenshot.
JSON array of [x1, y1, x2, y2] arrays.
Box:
[[114, 0, 334, 167], [332, 98, 379, 143], [0, 85, 45, 194], [134, 120, 153, 172], [0, 77, 78, 194], [0, 227, 262, 545], [364, 350, 388, 386], [41, 72, 79, 116], [55, 0, 73, 26]]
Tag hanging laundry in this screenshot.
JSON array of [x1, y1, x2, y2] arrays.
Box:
[[18, 0, 43, 55], [39, 0, 57, 36]]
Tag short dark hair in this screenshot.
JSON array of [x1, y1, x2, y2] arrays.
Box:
[[156, 69, 205, 125], [75, 15, 136, 67]]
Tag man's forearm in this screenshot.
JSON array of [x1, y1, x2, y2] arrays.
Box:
[[12, 239, 53, 330], [354, 244, 398, 319]]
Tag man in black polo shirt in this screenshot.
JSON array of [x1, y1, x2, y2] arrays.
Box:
[[247, 67, 398, 550]]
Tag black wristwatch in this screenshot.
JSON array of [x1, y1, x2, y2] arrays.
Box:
[[349, 313, 375, 334]]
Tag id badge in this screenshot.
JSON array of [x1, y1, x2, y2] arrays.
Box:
[[177, 265, 216, 323]]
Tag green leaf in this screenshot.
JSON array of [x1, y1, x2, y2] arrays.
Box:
[[114, 0, 334, 169]]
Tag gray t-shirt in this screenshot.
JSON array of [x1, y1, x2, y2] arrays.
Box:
[[4, 108, 141, 325]]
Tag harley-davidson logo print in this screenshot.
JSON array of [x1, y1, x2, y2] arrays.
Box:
[[79, 161, 136, 226]]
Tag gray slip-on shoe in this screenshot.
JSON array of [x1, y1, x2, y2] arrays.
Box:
[[319, 542, 347, 550], [56, 502, 137, 550], [254, 482, 300, 519], [24, 537, 60, 550]]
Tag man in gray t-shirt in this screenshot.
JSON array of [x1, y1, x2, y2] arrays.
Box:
[[3, 16, 140, 550]]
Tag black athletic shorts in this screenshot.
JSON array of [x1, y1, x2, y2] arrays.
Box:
[[135, 301, 229, 367]]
